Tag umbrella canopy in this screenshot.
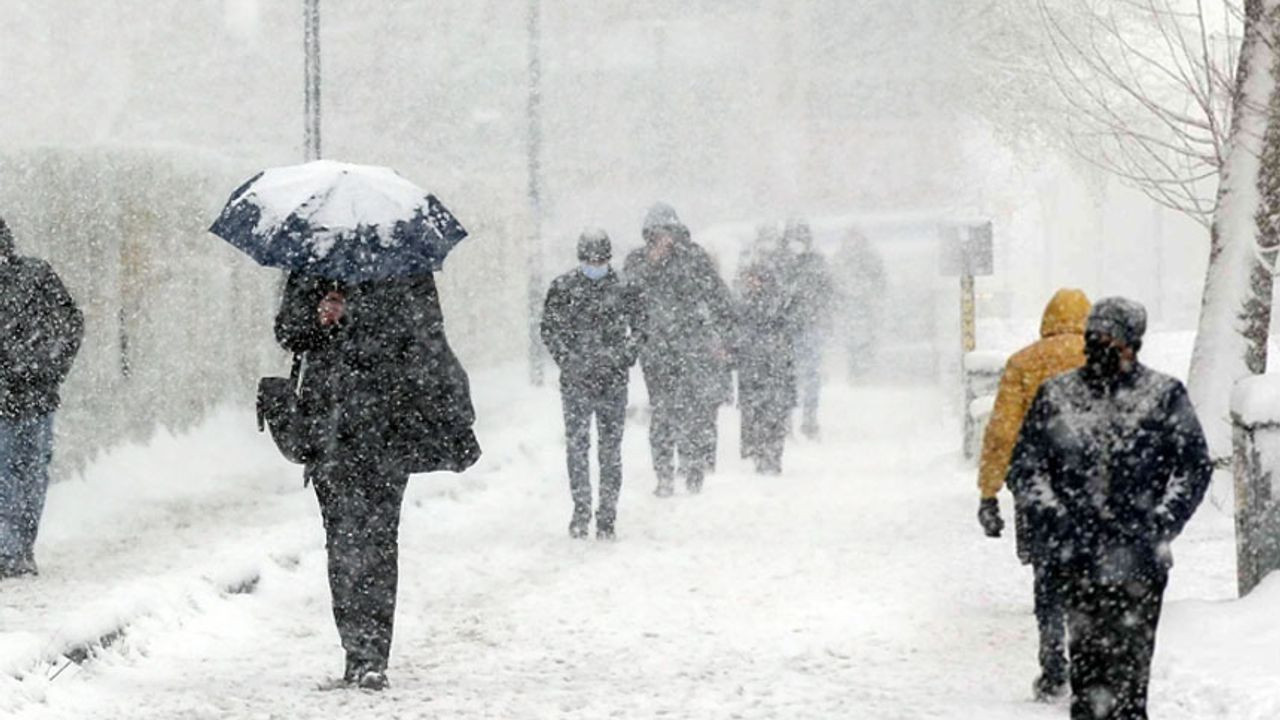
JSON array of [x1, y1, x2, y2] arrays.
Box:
[[209, 160, 469, 282]]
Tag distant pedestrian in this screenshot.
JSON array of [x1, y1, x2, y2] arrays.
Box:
[[540, 229, 641, 539], [0, 216, 84, 579], [275, 270, 479, 691], [624, 203, 735, 496], [977, 288, 1091, 701], [780, 218, 833, 439], [735, 259, 797, 474], [1007, 297, 1212, 720], [832, 231, 885, 379]]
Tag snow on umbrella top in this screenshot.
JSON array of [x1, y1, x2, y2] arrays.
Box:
[[209, 160, 468, 282]]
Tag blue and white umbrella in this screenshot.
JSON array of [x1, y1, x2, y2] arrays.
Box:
[[209, 160, 469, 282]]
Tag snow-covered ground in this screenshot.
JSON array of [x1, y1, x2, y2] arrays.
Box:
[[1, 365, 1276, 719]]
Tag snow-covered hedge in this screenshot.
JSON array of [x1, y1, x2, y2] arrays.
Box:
[[0, 147, 280, 479]]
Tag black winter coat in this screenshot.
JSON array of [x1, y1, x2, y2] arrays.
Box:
[[1006, 363, 1212, 576], [623, 237, 735, 405], [0, 256, 84, 420], [274, 272, 480, 474], [735, 266, 798, 412], [540, 268, 640, 392]]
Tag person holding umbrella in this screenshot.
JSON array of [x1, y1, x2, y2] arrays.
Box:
[[212, 161, 480, 691]]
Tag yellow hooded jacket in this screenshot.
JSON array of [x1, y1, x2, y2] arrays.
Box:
[[977, 289, 1091, 499]]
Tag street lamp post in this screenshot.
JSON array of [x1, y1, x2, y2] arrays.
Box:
[[527, 0, 546, 385], [304, 0, 322, 161]]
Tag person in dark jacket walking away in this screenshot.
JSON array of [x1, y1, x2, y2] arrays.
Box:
[[1007, 297, 1212, 720], [540, 229, 641, 539], [624, 203, 735, 497], [779, 219, 833, 439], [832, 232, 886, 380], [735, 259, 797, 474], [275, 270, 479, 691], [0, 217, 83, 579]]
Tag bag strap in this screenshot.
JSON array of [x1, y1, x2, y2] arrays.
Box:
[[290, 353, 306, 392]]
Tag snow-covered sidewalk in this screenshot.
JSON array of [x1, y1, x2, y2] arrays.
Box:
[[2, 371, 1276, 719]]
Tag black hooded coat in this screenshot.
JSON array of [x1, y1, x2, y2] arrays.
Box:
[[623, 225, 735, 408], [274, 272, 480, 474]]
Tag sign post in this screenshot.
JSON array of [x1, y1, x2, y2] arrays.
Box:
[[941, 221, 995, 458], [526, 0, 546, 386]]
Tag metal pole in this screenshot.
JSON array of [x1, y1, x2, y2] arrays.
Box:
[[304, 0, 322, 161], [526, 0, 546, 385]]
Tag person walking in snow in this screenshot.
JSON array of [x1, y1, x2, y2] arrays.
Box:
[[977, 288, 1091, 700], [778, 218, 833, 439], [0, 216, 83, 580], [735, 258, 798, 474], [624, 203, 735, 496], [540, 229, 642, 540], [275, 270, 479, 691], [1007, 297, 1212, 720], [832, 231, 885, 380]]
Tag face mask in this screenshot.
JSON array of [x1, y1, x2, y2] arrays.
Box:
[[1085, 336, 1125, 378], [581, 263, 609, 280]]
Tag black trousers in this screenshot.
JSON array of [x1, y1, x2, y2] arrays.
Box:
[[561, 379, 627, 528], [1066, 567, 1167, 720], [308, 456, 409, 675], [648, 385, 718, 482], [1033, 560, 1069, 684]]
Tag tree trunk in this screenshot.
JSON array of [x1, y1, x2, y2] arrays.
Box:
[[1189, 0, 1280, 457]]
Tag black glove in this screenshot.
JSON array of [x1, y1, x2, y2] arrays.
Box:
[[978, 497, 1004, 538]]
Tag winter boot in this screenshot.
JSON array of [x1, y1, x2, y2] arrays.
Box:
[[358, 670, 389, 691], [1032, 673, 1068, 702], [16, 551, 37, 577], [686, 468, 704, 494], [654, 476, 675, 498], [596, 523, 616, 541], [800, 420, 820, 441], [569, 505, 591, 539]]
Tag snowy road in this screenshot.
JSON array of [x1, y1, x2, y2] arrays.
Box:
[[2, 371, 1274, 719]]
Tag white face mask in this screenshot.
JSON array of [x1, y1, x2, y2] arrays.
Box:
[[581, 262, 609, 280]]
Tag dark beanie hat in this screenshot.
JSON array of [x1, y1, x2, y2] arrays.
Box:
[[1087, 297, 1147, 349], [577, 228, 611, 262], [642, 202, 685, 242], [0, 216, 13, 257]]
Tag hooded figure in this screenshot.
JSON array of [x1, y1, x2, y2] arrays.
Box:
[[623, 203, 735, 496], [541, 229, 642, 539], [735, 259, 798, 473], [976, 288, 1090, 700], [0, 216, 84, 579], [1007, 297, 1212, 719], [275, 269, 479, 690], [779, 218, 833, 438]]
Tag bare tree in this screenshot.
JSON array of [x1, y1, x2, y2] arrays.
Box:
[[1037, 0, 1244, 227]]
